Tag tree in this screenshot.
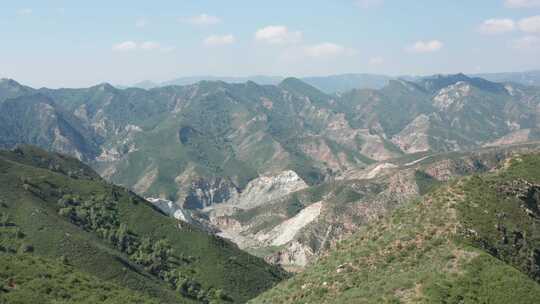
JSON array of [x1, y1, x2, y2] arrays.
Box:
[[18, 243, 34, 253], [0, 213, 9, 227], [59, 255, 69, 265], [14, 227, 24, 239], [116, 223, 129, 252]]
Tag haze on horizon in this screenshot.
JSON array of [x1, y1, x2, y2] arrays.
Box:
[[1, 0, 539, 88]]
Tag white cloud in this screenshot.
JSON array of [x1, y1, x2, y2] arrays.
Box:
[[478, 18, 515, 34], [18, 8, 33, 15], [356, 0, 384, 9], [140, 41, 161, 50], [204, 34, 236, 46], [511, 35, 540, 50], [406, 40, 443, 53], [136, 17, 148, 28], [518, 15, 540, 33], [183, 14, 221, 26], [304, 43, 355, 57], [505, 0, 540, 8], [369, 56, 385, 65], [112, 41, 137, 52], [112, 41, 174, 52], [160, 46, 176, 53], [255, 26, 302, 44]]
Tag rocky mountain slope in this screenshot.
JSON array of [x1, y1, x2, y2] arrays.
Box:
[[1, 74, 539, 210], [0, 94, 101, 161], [2, 75, 540, 272], [251, 152, 540, 303], [338, 74, 540, 153], [0, 77, 399, 206], [188, 143, 540, 269], [0, 146, 287, 303]]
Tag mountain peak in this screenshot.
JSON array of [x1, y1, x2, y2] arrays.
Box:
[[193, 79, 229, 90], [91, 82, 116, 92], [279, 77, 324, 94], [0, 78, 24, 89], [419, 73, 506, 94], [0, 78, 35, 102], [431, 72, 468, 79], [279, 76, 304, 86]]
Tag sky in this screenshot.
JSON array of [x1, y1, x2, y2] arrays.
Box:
[[1, 0, 539, 88]]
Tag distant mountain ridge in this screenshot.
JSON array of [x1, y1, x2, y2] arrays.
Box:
[[121, 70, 540, 93], [123, 74, 392, 93], [124, 76, 283, 91], [1, 74, 540, 206], [473, 70, 540, 87]]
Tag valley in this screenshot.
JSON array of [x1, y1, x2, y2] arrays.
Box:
[[2, 72, 540, 302], [4, 1, 540, 302]]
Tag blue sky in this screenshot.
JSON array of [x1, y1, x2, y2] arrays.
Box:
[[1, 0, 539, 88]]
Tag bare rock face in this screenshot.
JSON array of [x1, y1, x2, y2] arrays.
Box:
[[319, 112, 399, 162], [432, 81, 471, 112], [203, 169, 310, 221], [301, 138, 345, 171], [186, 170, 321, 268], [203, 168, 423, 270], [357, 130, 400, 161], [226, 170, 309, 210], [133, 167, 158, 194], [96, 124, 141, 163], [496, 179, 540, 217], [258, 202, 323, 247], [182, 177, 238, 210], [424, 158, 485, 182], [484, 129, 531, 147], [391, 114, 431, 153], [146, 197, 193, 223], [265, 241, 316, 269]]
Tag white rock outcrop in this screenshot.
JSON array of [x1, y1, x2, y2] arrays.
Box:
[[258, 201, 323, 247], [146, 197, 192, 223], [391, 114, 431, 153], [224, 170, 308, 210], [433, 81, 471, 111]]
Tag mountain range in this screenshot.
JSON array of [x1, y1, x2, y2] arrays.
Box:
[[2, 72, 540, 268], [3, 71, 540, 302], [123, 70, 540, 93]]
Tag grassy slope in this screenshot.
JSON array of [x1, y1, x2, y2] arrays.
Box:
[[0, 253, 160, 304], [252, 154, 540, 303], [0, 146, 287, 303]]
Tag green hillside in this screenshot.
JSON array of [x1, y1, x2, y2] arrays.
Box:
[[0, 254, 159, 304], [252, 153, 540, 303], [0, 146, 287, 303]]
